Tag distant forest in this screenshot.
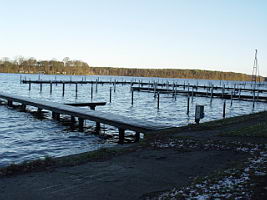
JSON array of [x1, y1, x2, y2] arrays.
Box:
[[0, 57, 262, 81]]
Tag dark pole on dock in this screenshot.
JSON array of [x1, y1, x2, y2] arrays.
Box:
[[131, 89, 134, 105], [157, 92, 160, 109], [223, 100, 226, 118], [75, 83, 78, 97], [230, 91, 233, 107], [40, 83, 42, 93], [118, 128, 125, 144], [253, 90, 255, 109], [110, 87, 112, 103], [50, 81, 52, 94], [210, 85, 213, 103], [187, 94, 190, 115], [29, 82, 31, 91], [62, 82, 65, 96], [91, 84, 93, 100]]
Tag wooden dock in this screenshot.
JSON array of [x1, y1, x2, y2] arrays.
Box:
[[132, 87, 267, 102], [21, 79, 267, 93], [0, 92, 170, 143]]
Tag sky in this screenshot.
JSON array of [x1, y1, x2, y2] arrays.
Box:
[[0, 0, 266, 76]]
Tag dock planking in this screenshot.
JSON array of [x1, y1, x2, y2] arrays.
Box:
[[132, 86, 267, 102], [21, 79, 267, 93], [0, 92, 170, 143]]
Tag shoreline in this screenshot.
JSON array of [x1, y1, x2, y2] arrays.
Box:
[[0, 111, 266, 199]]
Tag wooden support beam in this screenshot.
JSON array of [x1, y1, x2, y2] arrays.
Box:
[[95, 122, 100, 134], [71, 116, 76, 129], [135, 132, 140, 142], [7, 100, 13, 107], [37, 108, 42, 115], [78, 118, 84, 132], [21, 104, 26, 111], [52, 111, 56, 119], [118, 128, 125, 144]]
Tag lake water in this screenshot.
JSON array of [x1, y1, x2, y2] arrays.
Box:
[[0, 73, 266, 167]]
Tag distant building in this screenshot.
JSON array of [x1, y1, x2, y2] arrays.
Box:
[[264, 77, 267, 82]]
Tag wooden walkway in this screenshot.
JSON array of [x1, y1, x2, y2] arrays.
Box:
[[21, 79, 267, 93], [132, 87, 267, 102], [0, 92, 170, 143]]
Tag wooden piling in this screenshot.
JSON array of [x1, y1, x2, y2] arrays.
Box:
[[157, 92, 160, 109], [135, 132, 140, 142], [62, 82, 65, 96], [95, 122, 100, 134], [131, 89, 134, 105], [78, 118, 84, 132], [50, 82, 52, 94], [187, 94, 190, 115], [223, 100, 226, 118], [21, 104, 26, 111], [91, 84, 93, 100], [40, 83, 42, 92], [75, 83, 78, 97], [110, 87, 112, 103], [230, 91, 233, 107], [210, 85, 214, 103], [7, 100, 13, 107], [29, 82, 31, 91], [118, 128, 125, 144]]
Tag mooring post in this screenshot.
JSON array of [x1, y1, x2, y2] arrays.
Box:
[[210, 85, 214, 103], [118, 128, 125, 144], [95, 122, 100, 134], [40, 83, 42, 92], [230, 91, 233, 107], [223, 100, 226, 118], [96, 79, 98, 93], [56, 113, 60, 121], [174, 86, 177, 101], [37, 108, 42, 115], [239, 88, 241, 99], [71, 116, 76, 129], [52, 111, 56, 119], [135, 132, 140, 142], [187, 94, 190, 115], [222, 84, 225, 98], [7, 100, 13, 107], [62, 82, 65, 96], [50, 81, 52, 94], [157, 92, 160, 109], [29, 82, 31, 91], [191, 89, 194, 103], [131, 89, 134, 105], [75, 83, 78, 97], [91, 84, 93, 100], [21, 104, 26, 111], [110, 87, 112, 103], [253, 90, 255, 109], [78, 118, 84, 132]]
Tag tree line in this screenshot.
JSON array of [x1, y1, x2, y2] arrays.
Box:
[[0, 57, 262, 81]]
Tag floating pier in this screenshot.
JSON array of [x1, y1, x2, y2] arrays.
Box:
[[0, 92, 170, 144]]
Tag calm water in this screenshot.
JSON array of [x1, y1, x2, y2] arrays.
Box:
[[0, 73, 266, 167]]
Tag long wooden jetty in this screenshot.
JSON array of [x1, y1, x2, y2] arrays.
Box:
[[0, 92, 170, 143], [132, 87, 267, 102], [21, 79, 267, 93]]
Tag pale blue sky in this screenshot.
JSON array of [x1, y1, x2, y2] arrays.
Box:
[[0, 0, 266, 76]]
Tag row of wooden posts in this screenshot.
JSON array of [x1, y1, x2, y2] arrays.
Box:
[[26, 79, 259, 119]]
